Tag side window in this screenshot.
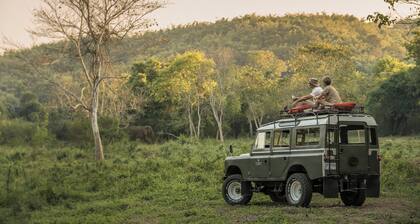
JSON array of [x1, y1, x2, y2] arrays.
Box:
[[339, 125, 366, 144], [296, 128, 320, 146], [254, 131, 271, 151], [273, 129, 290, 148]]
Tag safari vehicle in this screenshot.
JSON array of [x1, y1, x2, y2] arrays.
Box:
[[222, 104, 380, 207]]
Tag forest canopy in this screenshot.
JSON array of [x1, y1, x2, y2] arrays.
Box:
[[0, 14, 417, 145]]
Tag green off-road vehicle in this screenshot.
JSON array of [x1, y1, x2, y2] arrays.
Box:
[[222, 106, 380, 207]]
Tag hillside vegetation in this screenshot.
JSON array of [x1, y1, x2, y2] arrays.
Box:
[[0, 14, 417, 143], [0, 14, 419, 223], [0, 136, 419, 223]]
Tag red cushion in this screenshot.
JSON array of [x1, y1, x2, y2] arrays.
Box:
[[333, 102, 356, 111], [289, 104, 312, 113]]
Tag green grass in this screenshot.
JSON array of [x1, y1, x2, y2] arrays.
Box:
[[0, 136, 419, 223]]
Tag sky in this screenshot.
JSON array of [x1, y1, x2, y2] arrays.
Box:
[[0, 0, 412, 52]]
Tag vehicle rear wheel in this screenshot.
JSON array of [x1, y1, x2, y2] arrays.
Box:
[[268, 191, 286, 203], [222, 174, 253, 205], [340, 190, 366, 206], [285, 173, 312, 207]]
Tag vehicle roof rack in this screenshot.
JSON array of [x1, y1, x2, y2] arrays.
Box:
[[262, 105, 366, 129], [279, 105, 365, 119]]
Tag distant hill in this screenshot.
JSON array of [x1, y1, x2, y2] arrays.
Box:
[[112, 14, 407, 63], [0, 14, 408, 102]]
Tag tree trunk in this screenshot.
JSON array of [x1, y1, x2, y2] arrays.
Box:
[[218, 121, 224, 142], [91, 86, 104, 160], [187, 105, 196, 138], [248, 118, 253, 137], [196, 103, 201, 139], [210, 98, 224, 142]]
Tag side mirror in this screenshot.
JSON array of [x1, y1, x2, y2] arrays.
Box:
[[229, 145, 233, 155]]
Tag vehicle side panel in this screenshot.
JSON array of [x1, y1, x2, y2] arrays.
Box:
[[287, 154, 324, 180]]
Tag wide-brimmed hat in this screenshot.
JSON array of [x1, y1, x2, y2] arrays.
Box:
[[308, 78, 319, 86]]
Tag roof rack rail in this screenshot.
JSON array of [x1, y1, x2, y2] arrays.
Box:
[[281, 105, 365, 118], [269, 105, 366, 127]]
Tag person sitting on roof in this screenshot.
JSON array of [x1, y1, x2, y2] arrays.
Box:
[[315, 76, 342, 108], [291, 78, 323, 108]]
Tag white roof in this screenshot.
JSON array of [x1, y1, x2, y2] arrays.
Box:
[[257, 114, 377, 131]]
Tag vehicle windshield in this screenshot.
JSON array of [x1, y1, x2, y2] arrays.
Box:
[[254, 131, 271, 151]]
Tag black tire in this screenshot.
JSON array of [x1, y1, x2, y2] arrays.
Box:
[[268, 191, 286, 203], [222, 174, 253, 205], [340, 190, 366, 206], [285, 173, 312, 207]]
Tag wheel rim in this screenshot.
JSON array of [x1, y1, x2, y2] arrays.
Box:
[[227, 181, 242, 201], [290, 180, 303, 201]]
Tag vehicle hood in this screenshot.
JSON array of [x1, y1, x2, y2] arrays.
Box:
[[225, 153, 251, 161]]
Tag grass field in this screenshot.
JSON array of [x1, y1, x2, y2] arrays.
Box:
[[0, 136, 419, 224]]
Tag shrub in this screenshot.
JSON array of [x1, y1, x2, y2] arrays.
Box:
[[48, 111, 125, 146], [0, 119, 49, 146], [99, 116, 126, 144]]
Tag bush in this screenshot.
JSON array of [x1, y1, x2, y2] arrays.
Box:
[[49, 111, 126, 146], [0, 119, 49, 146], [99, 116, 126, 144]]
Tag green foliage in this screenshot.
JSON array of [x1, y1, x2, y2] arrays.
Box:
[[0, 93, 19, 119], [18, 92, 48, 124], [367, 69, 420, 135], [380, 137, 420, 196], [127, 58, 164, 95], [0, 119, 49, 146], [0, 137, 418, 223], [48, 111, 126, 146], [0, 14, 417, 141], [151, 51, 216, 138], [371, 55, 413, 83], [407, 30, 420, 65]]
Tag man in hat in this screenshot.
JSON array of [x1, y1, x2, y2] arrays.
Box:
[[315, 76, 342, 108], [291, 78, 323, 108]]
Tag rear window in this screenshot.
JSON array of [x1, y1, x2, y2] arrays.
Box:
[[339, 125, 366, 144], [296, 128, 320, 146]]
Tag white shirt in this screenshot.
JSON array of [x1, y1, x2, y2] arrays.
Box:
[[310, 86, 323, 98]]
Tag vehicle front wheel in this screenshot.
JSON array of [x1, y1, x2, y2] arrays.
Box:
[[222, 174, 253, 205], [340, 190, 366, 206], [285, 173, 312, 207]]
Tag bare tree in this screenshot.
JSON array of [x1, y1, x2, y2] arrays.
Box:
[[367, 0, 419, 27], [32, 0, 165, 160]]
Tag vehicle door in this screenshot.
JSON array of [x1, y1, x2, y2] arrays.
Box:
[[338, 122, 369, 174], [270, 128, 291, 180], [250, 131, 271, 178]]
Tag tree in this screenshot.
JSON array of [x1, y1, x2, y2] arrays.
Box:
[[288, 42, 365, 103], [19, 92, 48, 124], [367, 0, 419, 28], [208, 48, 236, 142], [371, 55, 413, 84], [33, 0, 165, 160], [236, 51, 286, 134], [153, 51, 216, 139], [367, 70, 420, 135], [366, 0, 420, 135]]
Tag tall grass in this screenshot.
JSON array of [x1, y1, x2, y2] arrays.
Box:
[[0, 136, 418, 223]]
